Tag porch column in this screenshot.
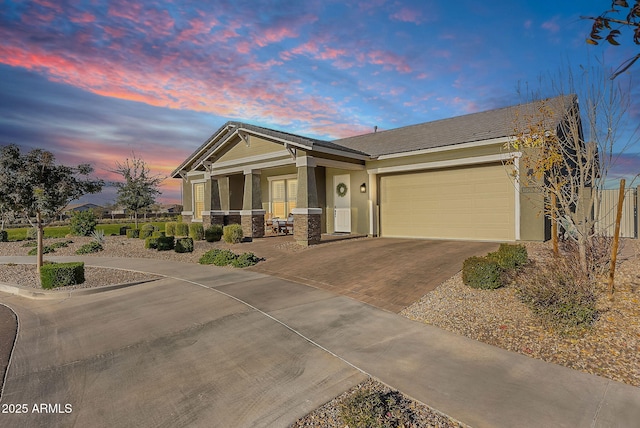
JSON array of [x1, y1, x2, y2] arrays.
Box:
[[368, 171, 378, 237], [293, 156, 322, 246], [205, 177, 225, 227], [240, 169, 265, 240]]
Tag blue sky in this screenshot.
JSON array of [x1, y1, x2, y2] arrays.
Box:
[[0, 0, 638, 204]]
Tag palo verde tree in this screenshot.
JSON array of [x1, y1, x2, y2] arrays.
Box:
[[111, 154, 164, 228], [0, 144, 104, 272], [504, 67, 638, 277], [583, 1, 640, 78]]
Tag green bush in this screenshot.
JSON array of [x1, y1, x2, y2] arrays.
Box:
[[205, 225, 223, 242], [26, 227, 38, 240], [156, 235, 175, 251], [189, 223, 205, 240], [139, 224, 156, 239], [516, 256, 597, 332], [462, 256, 503, 289], [165, 222, 177, 236], [0, 230, 7, 242], [126, 228, 140, 238], [231, 252, 260, 268], [76, 242, 103, 254], [40, 262, 85, 289], [175, 223, 189, 236], [145, 237, 159, 249], [152, 231, 166, 238], [488, 244, 528, 270], [199, 249, 236, 266], [119, 226, 131, 236], [70, 210, 97, 236], [340, 388, 415, 428], [223, 224, 243, 244], [175, 237, 194, 253], [27, 242, 67, 255]]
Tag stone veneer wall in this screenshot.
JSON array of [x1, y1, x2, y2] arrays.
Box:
[[182, 214, 193, 223], [226, 213, 242, 225], [293, 214, 321, 246], [241, 214, 265, 240]]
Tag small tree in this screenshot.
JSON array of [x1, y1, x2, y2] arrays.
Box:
[[504, 67, 638, 277], [0, 145, 103, 272], [111, 154, 164, 228]]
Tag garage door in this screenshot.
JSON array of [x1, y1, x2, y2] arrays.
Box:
[[380, 163, 516, 241]]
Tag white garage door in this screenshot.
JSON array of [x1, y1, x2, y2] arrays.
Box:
[[380, 163, 516, 241]]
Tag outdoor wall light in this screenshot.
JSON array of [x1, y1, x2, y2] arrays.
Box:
[[360, 183, 367, 193]]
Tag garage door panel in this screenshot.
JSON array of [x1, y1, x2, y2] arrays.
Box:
[[380, 164, 515, 241]]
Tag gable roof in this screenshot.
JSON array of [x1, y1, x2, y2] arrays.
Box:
[[332, 95, 577, 157], [172, 95, 577, 177]]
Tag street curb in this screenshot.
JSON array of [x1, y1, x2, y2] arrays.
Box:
[[0, 278, 161, 300]]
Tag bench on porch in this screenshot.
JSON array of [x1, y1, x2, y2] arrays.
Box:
[[266, 213, 294, 235]]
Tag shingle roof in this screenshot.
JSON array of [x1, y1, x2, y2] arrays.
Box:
[[331, 95, 576, 157]]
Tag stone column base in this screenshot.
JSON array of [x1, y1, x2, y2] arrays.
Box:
[[181, 214, 193, 224], [240, 210, 265, 240], [292, 209, 322, 246]]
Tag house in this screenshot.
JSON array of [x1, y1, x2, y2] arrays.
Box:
[[62, 203, 106, 219], [172, 95, 579, 245]]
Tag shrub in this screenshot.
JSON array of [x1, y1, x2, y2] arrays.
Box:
[[175, 223, 189, 236], [165, 222, 177, 236], [90, 229, 106, 245], [156, 235, 175, 251], [205, 224, 223, 242], [175, 237, 194, 253], [70, 210, 97, 236], [488, 244, 528, 270], [76, 242, 103, 254], [139, 223, 156, 239], [340, 388, 415, 428], [119, 226, 131, 236], [26, 227, 38, 240], [231, 252, 261, 268], [199, 249, 236, 266], [462, 256, 503, 289], [28, 243, 62, 255], [126, 229, 140, 238], [40, 262, 85, 289], [189, 223, 205, 240], [152, 231, 166, 238], [0, 230, 7, 242], [516, 256, 597, 332], [145, 237, 159, 249], [223, 224, 243, 244]]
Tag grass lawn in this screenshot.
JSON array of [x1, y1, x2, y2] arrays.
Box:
[[5, 222, 167, 241]]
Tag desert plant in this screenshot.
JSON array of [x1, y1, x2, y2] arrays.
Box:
[[462, 256, 503, 289], [26, 227, 38, 240], [156, 235, 175, 251], [76, 241, 103, 254], [488, 244, 528, 270], [223, 224, 243, 244], [516, 255, 597, 332], [175, 237, 194, 253], [231, 252, 261, 268], [339, 388, 415, 428], [70, 210, 97, 236], [175, 222, 189, 236], [205, 224, 223, 242], [126, 228, 140, 238], [165, 221, 177, 236], [189, 223, 205, 240], [40, 261, 85, 289], [90, 229, 106, 245]]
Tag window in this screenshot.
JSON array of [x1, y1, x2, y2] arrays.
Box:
[[270, 178, 297, 218], [193, 182, 205, 220]]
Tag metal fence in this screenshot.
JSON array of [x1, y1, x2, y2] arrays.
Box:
[[595, 187, 638, 238]]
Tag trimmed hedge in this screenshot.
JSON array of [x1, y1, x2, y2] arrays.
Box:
[[165, 222, 177, 236], [175, 237, 194, 253], [139, 224, 156, 239], [119, 226, 131, 236], [462, 256, 502, 289], [156, 235, 175, 251], [0, 230, 7, 242], [40, 262, 85, 289], [189, 223, 205, 240], [223, 224, 243, 244], [205, 225, 223, 242], [126, 228, 140, 238], [488, 244, 528, 270], [145, 237, 159, 249], [175, 223, 189, 237]]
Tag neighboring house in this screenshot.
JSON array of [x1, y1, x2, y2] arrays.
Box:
[[62, 203, 105, 219], [172, 95, 579, 246]]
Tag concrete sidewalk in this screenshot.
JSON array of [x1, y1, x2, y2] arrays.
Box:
[[1, 256, 639, 427]]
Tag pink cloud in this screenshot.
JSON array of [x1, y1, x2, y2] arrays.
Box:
[[390, 7, 423, 24], [367, 50, 412, 73], [69, 11, 96, 24], [541, 18, 560, 33]]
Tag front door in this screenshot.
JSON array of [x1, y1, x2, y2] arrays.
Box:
[[333, 174, 351, 233]]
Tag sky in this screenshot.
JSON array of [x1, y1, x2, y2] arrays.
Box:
[[1, 0, 639, 205]]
